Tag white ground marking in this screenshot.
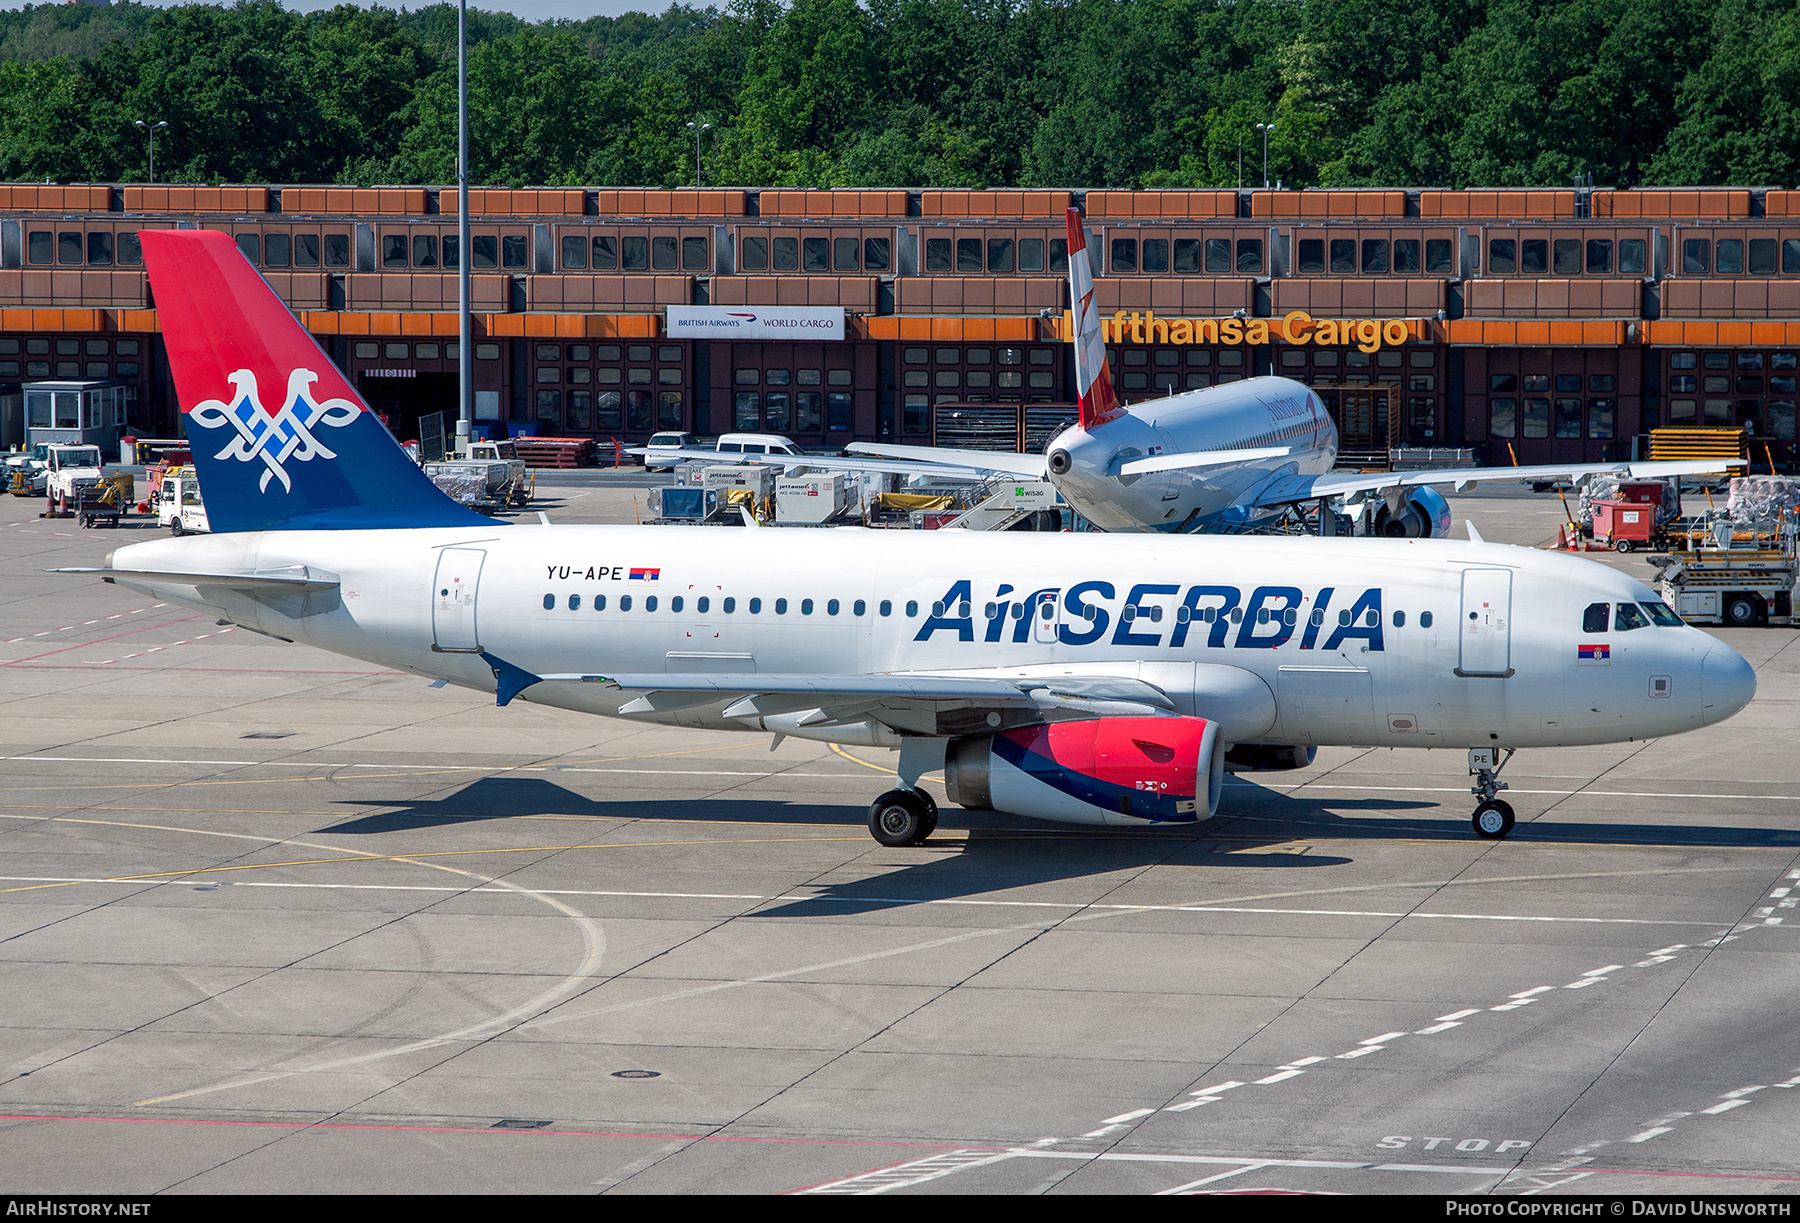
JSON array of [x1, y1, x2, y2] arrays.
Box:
[[796, 1149, 1512, 1195], [797, 1149, 1022, 1194], [13, 753, 1800, 807], [0, 812, 611, 1109]]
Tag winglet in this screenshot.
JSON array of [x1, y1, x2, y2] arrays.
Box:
[[1065, 207, 1121, 429], [1466, 521, 1485, 543], [479, 651, 542, 707]]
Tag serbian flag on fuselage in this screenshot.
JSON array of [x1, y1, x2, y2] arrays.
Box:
[[629, 568, 660, 582], [1065, 207, 1122, 429]]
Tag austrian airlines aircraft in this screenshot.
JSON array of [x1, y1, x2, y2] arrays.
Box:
[[650, 207, 1734, 534], [73, 231, 1756, 847]]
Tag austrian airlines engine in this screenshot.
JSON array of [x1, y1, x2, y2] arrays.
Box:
[[645, 207, 1736, 534], [72, 231, 1756, 847]]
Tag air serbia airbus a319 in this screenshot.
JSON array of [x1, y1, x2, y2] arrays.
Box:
[[643, 207, 1736, 535], [69, 230, 1756, 847]]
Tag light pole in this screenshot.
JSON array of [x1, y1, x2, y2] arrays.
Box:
[[134, 120, 168, 183], [1254, 122, 1272, 189], [687, 121, 711, 189], [456, 0, 470, 456]]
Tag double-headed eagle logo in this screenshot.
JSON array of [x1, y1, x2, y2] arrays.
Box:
[[189, 369, 361, 493]]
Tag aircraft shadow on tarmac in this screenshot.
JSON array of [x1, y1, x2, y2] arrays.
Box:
[[312, 774, 1800, 914]]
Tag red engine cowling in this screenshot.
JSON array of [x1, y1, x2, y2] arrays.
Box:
[[944, 716, 1224, 827]]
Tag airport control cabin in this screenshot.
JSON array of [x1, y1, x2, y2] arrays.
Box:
[[0, 182, 1796, 469]]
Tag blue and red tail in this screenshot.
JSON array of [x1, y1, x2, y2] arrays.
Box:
[[141, 229, 493, 532]]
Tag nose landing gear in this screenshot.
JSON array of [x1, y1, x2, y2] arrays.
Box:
[[1469, 747, 1517, 839]]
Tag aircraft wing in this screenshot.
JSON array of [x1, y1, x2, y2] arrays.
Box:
[[628, 446, 1014, 481], [1117, 447, 1291, 478], [1248, 458, 1747, 510], [844, 443, 1051, 480], [481, 657, 1174, 728]]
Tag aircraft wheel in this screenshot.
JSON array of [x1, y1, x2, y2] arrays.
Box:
[[869, 789, 933, 846], [1472, 800, 1515, 840]]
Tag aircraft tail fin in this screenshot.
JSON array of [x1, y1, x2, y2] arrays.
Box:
[[140, 229, 494, 532], [1064, 207, 1121, 430]]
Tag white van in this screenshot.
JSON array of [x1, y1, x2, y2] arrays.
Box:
[[713, 433, 803, 457]]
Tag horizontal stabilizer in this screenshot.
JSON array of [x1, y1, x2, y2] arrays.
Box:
[[56, 566, 339, 593], [1118, 447, 1291, 478]]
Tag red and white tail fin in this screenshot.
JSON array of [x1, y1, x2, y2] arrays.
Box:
[[1065, 207, 1121, 429], [141, 229, 490, 532]]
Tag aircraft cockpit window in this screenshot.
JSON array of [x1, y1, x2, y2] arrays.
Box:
[[1641, 602, 1684, 628], [1582, 602, 1610, 633], [1614, 602, 1649, 631]]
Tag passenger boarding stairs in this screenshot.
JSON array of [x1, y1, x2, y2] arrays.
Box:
[[942, 480, 1058, 530]]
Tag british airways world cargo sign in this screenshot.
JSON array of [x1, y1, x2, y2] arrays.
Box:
[[665, 306, 846, 340]]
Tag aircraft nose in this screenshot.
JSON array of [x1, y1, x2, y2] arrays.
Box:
[[1701, 640, 1757, 725]]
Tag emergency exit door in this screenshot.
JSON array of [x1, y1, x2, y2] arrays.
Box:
[[1458, 568, 1513, 676], [432, 547, 486, 652]]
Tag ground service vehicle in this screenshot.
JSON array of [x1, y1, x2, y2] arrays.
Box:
[[43, 445, 107, 517], [154, 466, 209, 535], [71, 230, 1758, 850]]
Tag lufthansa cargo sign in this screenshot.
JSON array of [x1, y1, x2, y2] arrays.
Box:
[[666, 306, 846, 340]]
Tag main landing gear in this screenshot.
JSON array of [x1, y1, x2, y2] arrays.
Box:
[[869, 788, 938, 847], [1469, 746, 1516, 839]]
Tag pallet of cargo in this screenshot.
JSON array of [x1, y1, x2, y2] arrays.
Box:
[[509, 437, 595, 469]]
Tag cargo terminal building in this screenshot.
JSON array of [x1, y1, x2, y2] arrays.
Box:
[[2, 183, 1796, 468]]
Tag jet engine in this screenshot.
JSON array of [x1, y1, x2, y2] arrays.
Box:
[[944, 716, 1224, 826], [1368, 486, 1452, 538]]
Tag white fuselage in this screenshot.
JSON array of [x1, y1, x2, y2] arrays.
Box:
[[104, 525, 1750, 753], [1048, 376, 1336, 532]]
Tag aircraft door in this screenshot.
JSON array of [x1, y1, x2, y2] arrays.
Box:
[[1032, 590, 1061, 644], [1458, 568, 1513, 676], [432, 547, 486, 652]]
